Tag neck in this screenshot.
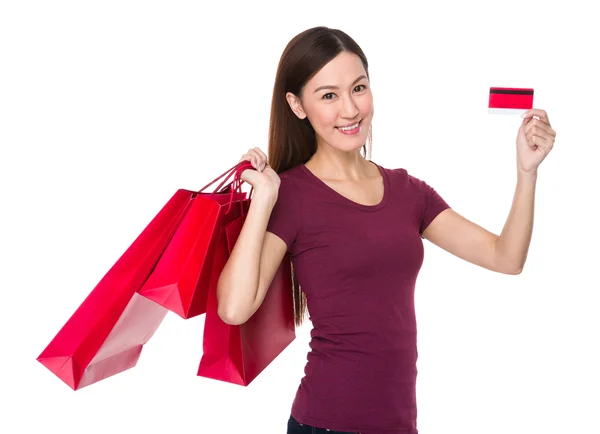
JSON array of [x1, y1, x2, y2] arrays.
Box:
[[306, 150, 373, 182]]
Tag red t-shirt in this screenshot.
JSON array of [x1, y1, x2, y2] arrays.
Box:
[[266, 162, 450, 434]]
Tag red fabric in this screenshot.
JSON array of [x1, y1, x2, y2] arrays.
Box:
[[265, 162, 451, 434]]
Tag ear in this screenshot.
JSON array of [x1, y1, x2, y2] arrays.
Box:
[[285, 92, 307, 120]]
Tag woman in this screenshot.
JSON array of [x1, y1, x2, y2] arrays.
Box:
[[216, 26, 556, 434]]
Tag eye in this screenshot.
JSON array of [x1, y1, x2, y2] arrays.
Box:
[[322, 85, 366, 100]]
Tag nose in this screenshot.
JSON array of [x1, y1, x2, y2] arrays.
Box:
[[340, 93, 360, 119]]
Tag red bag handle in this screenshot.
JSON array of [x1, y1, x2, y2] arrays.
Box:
[[198, 161, 248, 193], [226, 167, 255, 216], [198, 161, 256, 216]]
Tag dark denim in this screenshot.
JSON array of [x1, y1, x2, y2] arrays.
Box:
[[287, 414, 358, 433]]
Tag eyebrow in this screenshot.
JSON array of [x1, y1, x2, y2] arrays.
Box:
[[313, 75, 367, 93]]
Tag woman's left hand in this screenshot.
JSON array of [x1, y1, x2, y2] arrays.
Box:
[[516, 108, 557, 174]]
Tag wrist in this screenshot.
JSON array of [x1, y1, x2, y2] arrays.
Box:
[[517, 167, 538, 179], [516, 171, 538, 187], [251, 188, 279, 207]]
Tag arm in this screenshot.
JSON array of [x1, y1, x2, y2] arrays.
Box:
[[216, 192, 288, 325], [494, 171, 537, 274], [422, 171, 537, 275]]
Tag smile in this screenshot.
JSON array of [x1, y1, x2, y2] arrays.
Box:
[[336, 120, 362, 131]]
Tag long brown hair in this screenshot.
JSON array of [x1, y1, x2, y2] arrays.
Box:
[[267, 26, 373, 327]]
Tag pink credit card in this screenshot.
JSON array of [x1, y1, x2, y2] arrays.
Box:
[[488, 87, 534, 115]]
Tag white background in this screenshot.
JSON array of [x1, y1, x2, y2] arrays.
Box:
[[1, 1, 598, 433]]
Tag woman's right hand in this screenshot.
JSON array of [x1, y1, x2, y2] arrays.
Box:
[[239, 147, 281, 199]]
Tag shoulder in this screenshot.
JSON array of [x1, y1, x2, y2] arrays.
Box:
[[378, 165, 423, 191], [276, 165, 304, 193], [277, 164, 304, 182], [271, 165, 305, 209], [379, 165, 443, 205]]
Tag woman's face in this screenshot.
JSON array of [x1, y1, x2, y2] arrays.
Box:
[[286, 51, 374, 154]]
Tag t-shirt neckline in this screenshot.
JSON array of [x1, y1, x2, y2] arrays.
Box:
[[299, 160, 390, 212]]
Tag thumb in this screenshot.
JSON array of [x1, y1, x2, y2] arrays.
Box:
[[519, 115, 530, 131], [240, 166, 260, 185]]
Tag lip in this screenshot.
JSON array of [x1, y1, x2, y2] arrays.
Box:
[[336, 119, 362, 129]]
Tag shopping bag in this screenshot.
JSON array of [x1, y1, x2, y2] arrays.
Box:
[[138, 162, 252, 319], [37, 161, 254, 390], [197, 205, 296, 386], [37, 189, 192, 390]]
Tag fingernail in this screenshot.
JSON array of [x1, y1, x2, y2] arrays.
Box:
[[260, 162, 266, 171], [520, 112, 527, 118]]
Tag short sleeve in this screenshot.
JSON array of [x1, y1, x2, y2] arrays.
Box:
[[408, 174, 451, 238], [266, 174, 301, 251]]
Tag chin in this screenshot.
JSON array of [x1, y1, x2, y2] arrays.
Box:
[[331, 139, 367, 153]]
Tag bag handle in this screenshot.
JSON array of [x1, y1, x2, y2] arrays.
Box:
[[225, 167, 254, 216], [198, 161, 249, 194], [198, 161, 256, 216]]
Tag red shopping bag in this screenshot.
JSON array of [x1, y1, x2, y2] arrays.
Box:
[[197, 205, 296, 386], [138, 162, 252, 319], [37, 161, 253, 390], [37, 189, 192, 390]]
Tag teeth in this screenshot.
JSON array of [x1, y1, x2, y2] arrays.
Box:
[[339, 121, 359, 131]]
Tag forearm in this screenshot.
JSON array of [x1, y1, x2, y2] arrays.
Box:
[[495, 170, 538, 273], [216, 193, 276, 323]]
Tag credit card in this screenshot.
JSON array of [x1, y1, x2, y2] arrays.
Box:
[[488, 87, 534, 114]]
